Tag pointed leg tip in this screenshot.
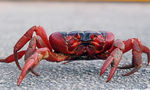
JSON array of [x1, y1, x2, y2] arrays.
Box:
[[35, 73, 40, 76], [106, 76, 112, 82], [17, 74, 25, 86], [31, 70, 40, 76], [122, 74, 128, 76], [17, 80, 21, 86], [0, 59, 5, 62], [17, 83, 20, 86], [99, 71, 104, 76], [146, 63, 149, 67], [100, 67, 108, 77], [106, 79, 110, 82], [37, 74, 40, 76], [122, 74, 125, 76]]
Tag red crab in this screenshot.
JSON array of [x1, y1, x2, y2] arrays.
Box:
[[0, 26, 150, 86]]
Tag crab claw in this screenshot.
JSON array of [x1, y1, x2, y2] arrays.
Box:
[[17, 52, 40, 86], [100, 48, 123, 82]]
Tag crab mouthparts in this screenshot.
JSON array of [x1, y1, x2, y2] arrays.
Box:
[[81, 41, 92, 46]]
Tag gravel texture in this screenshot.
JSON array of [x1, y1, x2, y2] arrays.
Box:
[[0, 1, 150, 90]]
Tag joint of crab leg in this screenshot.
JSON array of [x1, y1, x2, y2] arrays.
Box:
[[113, 39, 125, 50], [14, 50, 22, 70], [14, 26, 36, 70]]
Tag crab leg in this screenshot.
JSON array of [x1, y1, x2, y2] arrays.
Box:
[[17, 47, 68, 86], [0, 50, 26, 63], [118, 38, 150, 76], [14, 26, 52, 70], [24, 36, 36, 60], [142, 45, 150, 66], [17, 48, 49, 86], [24, 35, 49, 76], [100, 38, 150, 81], [100, 48, 123, 82], [118, 65, 133, 69], [100, 39, 124, 82], [24, 36, 39, 76], [120, 50, 142, 76]]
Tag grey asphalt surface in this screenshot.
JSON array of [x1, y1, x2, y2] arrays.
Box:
[[0, 1, 150, 90]]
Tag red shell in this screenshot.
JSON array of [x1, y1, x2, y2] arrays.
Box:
[[49, 31, 114, 59]]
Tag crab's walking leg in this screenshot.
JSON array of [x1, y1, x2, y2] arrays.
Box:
[[100, 39, 124, 82], [24, 35, 49, 76], [17, 47, 68, 86], [118, 38, 150, 76], [142, 45, 150, 66], [0, 50, 26, 63], [14, 26, 52, 70]]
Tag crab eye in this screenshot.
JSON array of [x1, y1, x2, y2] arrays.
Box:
[[90, 34, 97, 39], [74, 33, 81, 40], [97, 35, 104, 41]]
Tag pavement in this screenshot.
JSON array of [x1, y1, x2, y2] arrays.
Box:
[[0, 1, 150, 90]]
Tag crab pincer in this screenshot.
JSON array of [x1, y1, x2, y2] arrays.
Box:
[[100, 48, 123, 82], [17, 48, 50, 86]]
